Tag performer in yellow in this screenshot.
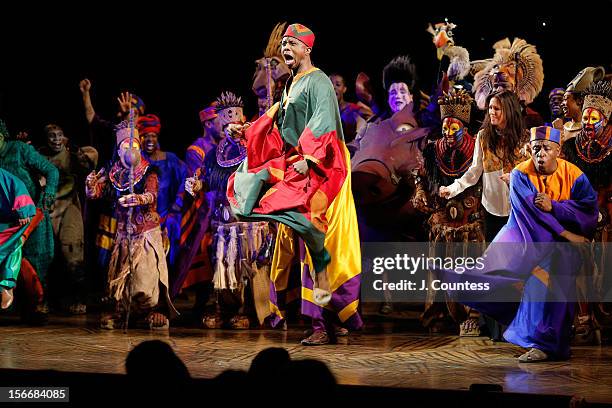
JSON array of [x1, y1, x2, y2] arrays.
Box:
[[227, 24, 362, 345]]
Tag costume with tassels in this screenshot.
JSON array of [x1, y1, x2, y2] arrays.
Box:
[[414, 89, 485, 335], [181, 92, 274, 329]]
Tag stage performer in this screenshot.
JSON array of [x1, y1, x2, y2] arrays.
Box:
[[556, 67, 605, 145], [438, 126, 598, 362], [86, 120, 176, 329], [41, 124, 97, 314], [178, 92, 273, 329], [186, 103, 222, 175], [562, 80, 612, 345], [414, 89, 484, 336], [227, 23, 362, 345], [137, 114, 187, 267], [0, 119, 58, 322], [0, 168, 39, 310]]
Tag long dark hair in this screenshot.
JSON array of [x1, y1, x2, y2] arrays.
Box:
[[479, 90, 525, 164]]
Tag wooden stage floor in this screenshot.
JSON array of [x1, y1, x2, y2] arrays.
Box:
[[1, 313, 611, 404]]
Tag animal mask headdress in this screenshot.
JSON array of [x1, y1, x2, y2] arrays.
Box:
[[473, 38, 544, 110]]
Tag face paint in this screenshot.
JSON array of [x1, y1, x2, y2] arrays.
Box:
[[388, 82, 413, 113], [46, 128, 67, 153], [118, 139, 141, 168], [442, 117, 464, 146], [582, 108, 606, 139]]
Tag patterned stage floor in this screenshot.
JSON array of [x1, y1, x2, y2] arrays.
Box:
[[0, 313, 611, 404]]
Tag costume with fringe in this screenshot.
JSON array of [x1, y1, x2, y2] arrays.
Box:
[[88, 158, 176, 317]]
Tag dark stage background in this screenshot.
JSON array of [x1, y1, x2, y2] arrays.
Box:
[[1, 2, 611, 156]]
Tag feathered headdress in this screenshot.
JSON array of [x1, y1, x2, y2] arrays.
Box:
[[438, 89, 473, 125], [444, 46, 471, 82], [382, 55, 417, 92], [215, 91, 244, 112], [215, 92, 244, 127], [473, 38, 544, 110], [583, 80, 612, 120]]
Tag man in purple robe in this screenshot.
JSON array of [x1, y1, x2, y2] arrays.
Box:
[[439, 126, 598, 362]]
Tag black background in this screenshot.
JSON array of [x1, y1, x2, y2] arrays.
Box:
[[1, 2, 611, 156]]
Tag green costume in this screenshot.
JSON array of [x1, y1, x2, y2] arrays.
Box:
[[0, 168, 37, 291], [0, 125, 58, 287]]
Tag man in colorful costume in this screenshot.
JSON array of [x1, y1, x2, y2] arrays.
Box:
[[178, 92, 273, 329], [413, 89, 484, 335], [86, 121, 176, 329], [439, 126, 598, 361], [173, 103, 221, 319], [137, 114, 187, 267], [40, 124, 97, 314], [562, 80, 612, 344], [227, 24, 362, 345], [185, 103, 222, 176], [0, 119, 58, 322], [79, 79, 147, 302], [0, 168, 40, 310]]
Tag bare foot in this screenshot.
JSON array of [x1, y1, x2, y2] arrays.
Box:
[[1, 288, 13, 309]]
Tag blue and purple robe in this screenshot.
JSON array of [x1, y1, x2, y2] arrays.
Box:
[[439, 158, 598, 359], [145, 152, 187, 267]]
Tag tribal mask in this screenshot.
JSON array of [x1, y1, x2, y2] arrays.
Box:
[[442, 117, 465, 146], [582, 108, 607, 139], [118, 139, 142, 169]]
